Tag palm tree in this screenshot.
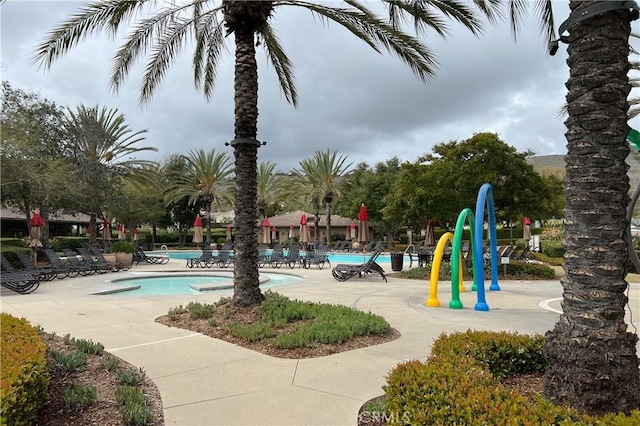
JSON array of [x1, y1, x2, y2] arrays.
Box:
[[290, 150, 351, 246], [163, 149, 234, 244], [257, 161, 285, 218], [62, 105, 157, 246], [507, 1, 640, 413], [33, 0, 503, 307]]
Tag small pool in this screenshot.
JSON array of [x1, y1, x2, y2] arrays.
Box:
[[101, 273, 301, 296], [150, 250, 399, 264]]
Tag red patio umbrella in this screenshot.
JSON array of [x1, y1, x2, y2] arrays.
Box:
[[226, 226, 232, 241], [350, 221, 357, 240], [133, 228, 139, 242], [358, 204, 370, 259], [29, 211, 45, 263], [262, 217, 271, 244], [193, 216, 203, 245], [299, 214, 309, 246], [289, 224, 294, 242], [118, 224, 125, 240], [271, 226, 278, 243]]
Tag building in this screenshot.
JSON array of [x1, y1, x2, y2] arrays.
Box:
[[261, 210, 354, 244], [0, 208, 90, 238]]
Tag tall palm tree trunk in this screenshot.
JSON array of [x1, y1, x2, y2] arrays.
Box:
[[544, 2, 640, 413], [325, 200, 332, 246], [230, 24, 262, 306]]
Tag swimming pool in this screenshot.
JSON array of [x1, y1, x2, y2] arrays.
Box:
[[150, 250, 401, 264], [101, 273, 302, 296]]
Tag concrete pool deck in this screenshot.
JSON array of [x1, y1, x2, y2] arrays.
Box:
[[1, 259, 639, 425]]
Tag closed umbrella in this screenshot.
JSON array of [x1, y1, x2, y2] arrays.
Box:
[[262, 217, 270, 244], [226, 226, 232, 242], [102, 219, 111, 243], [523, 216, 532, 245], [358, 204, 370, 259], [29, 211, 45, 263], [299, 214, 309, 246], [193, 216, 203, 246], [345, 225, 351, 241], [425, 219, 436, 246], [133, 228, 139, 242], [289, 224, 294, 242], [118, 224, 125, 240], [350, 221, 357, 240], [271, 226, 278, 243]]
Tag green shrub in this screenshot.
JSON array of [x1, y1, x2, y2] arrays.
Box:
[[116, 385, 152, 426], [168, 305, 188, 321], [186, 301, 214, 319], [0, 314, 49, 426], [102, 355, 121, 372], [496, 260, 556, 279], [541, 240, 565, 257], [62, 383, 97, 411], [72, 338, 105, 355], [51, 351, 87, 372], [111, 241, 136, 254], [116, 367, 144, 386], [383, 330, 639, 425], [227, 321, 277, 342], [531, 252, 565, 266]]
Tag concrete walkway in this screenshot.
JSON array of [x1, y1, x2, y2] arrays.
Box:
[[2, 259, 638, 425]]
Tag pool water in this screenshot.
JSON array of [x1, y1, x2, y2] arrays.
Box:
[[105, 273, 301, 296]]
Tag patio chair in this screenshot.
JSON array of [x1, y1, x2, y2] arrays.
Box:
[[89, 247, 132, 271], [305, 246, 331, 269], [77, 248, 116, 273], [258, 245, 270, 268], [368, 241, 383, 252], [42, 249, 82, 278], [133, 247, 170, 265], [186, 246, 214, 268], [264, 244, 288, 268], [285, 246, 304, 269], [61, 249, 99, 275], [0, 269, 41, 294], [330, 241, 345, 252], [14, 252, 58, 281], [331, 249, 387, 282], [212, 243, 234, 268]]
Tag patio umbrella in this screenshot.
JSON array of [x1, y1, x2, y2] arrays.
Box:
[[133, 228, 139, 242], [523, 216, 532, 244], [262, 217, 270, 244], [345, 225, 351, 241], [425, 219, 436, 246], [102, 219, 111, 243], [226, 226, 232, 241], [289, 224, 294, 242], [350, 221, 357, 240], [358, 204, 370, 260], [29, 211, 45, 263], [299, 214, 309, 246], [271, 226, 278, 243], [118, 224, 125, 240], [193, 216, 203, 246]]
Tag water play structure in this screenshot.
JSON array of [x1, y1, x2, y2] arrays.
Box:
[[426, 183, 500, 311]]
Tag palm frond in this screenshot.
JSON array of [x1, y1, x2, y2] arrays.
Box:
[[383, 0, 486, 37], [32, 0, 148, 69], [193, 8, 226, 99], [532, 0, 556, 45], [111, 1, 211, 94], [506, 0, 527, 40], [279, 0, 438, 82], [259, 23, 298, 106]]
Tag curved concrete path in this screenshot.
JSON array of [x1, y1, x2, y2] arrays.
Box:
[[2, 259, 638, 425]]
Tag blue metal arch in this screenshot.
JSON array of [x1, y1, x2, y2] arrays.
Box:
[[472, 183, 501, 311]]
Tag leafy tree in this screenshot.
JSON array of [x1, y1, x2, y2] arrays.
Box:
[[34, 0, 506, 306], [62, 105, 157, 245], [163, 149, 234, 244], [0, 81, 71, 247], [336, 158, 403, 248], [257, 161, 286, 218], [290, 150, 351, 245]]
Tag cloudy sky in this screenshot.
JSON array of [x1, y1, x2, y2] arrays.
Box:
[[2, 0, 622, 172]]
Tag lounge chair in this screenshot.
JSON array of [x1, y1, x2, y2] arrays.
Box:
[[0, 270, 41, 294], [132, 247, 170, 265], [265, 245, 288, 268], [186, 246, 214, 268], [305, 245, 331, 269], [14, 252, 58, 281], [285, 246, 304, 269], [331, 249, 387, 282], [258, 245, 270, 268], [61, 249, 99, 275], [212, 244, 234, 268], [42, 249, 82, 278], [77, 248, 115, 273], [368, 241, 383, 252]]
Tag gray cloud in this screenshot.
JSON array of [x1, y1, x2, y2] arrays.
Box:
[[1, 0, 581, 171]]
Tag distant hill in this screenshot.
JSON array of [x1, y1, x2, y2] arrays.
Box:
[[527, 154, 640, 189]]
